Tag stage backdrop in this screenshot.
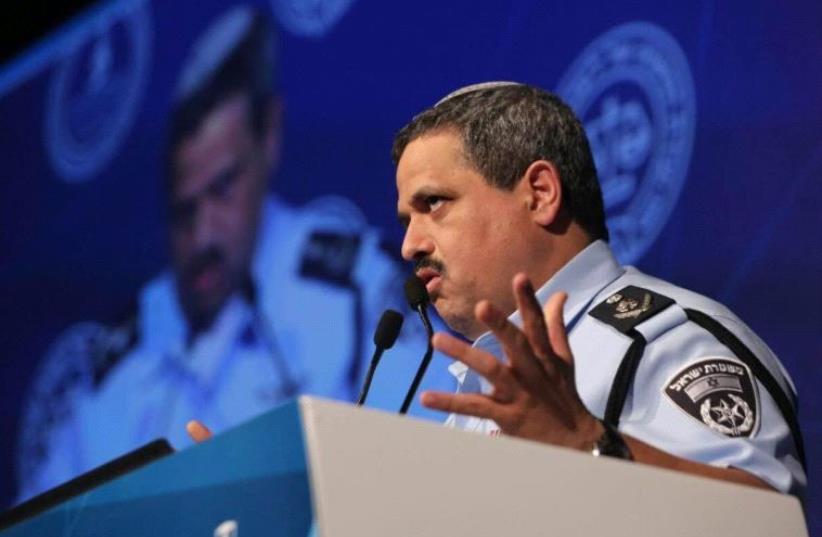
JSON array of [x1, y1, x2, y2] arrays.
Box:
[[0, 0, 819, 528]]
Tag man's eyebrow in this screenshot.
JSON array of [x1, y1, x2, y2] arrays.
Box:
[[396, 184, 458, 228], [173, 159, 239, 203], [207, 161, 240, 193], [410, 185, 449, 201]]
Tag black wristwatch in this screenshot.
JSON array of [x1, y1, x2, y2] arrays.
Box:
[[591, 420, 632, 460]]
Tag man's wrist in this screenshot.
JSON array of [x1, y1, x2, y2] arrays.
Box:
[[566, 415, 605, 452]]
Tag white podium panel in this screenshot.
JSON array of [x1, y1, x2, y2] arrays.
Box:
[[299, 397, 807, 537]]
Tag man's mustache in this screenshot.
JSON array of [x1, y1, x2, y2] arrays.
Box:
[[414, 256, 446, 275], [185, 247, 225, 281]]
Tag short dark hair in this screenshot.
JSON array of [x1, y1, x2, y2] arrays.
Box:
[[166, 8, 278, 186], [392, 83, 609, 242]]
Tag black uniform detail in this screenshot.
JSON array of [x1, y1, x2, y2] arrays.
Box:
[[588, 286, 806, 471], [588, 285, 675, 334], [664, 358, 760, 438], [299, 232, 361, 287], [603, 330, 647, 427]]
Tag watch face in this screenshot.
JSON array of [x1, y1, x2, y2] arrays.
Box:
[[594, 422, 632, 460]]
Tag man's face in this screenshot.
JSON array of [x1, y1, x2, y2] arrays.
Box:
[[169, 93, 270, 330], [396, 130, 537, 340]]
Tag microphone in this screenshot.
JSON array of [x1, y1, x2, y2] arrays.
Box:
[[356, 309, 404, 406], [399, 275, 435, 414]]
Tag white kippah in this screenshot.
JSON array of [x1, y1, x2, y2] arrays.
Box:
[[434, 81, 524, 107], [175, 6, 254, 102]]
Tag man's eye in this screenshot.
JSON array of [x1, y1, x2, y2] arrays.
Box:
[[211, 171, 236, 199], [426, 196, 444, 211]]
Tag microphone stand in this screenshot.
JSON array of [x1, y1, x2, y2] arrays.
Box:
[[357, 309, 403, 407], [399, 303, 434, 415]]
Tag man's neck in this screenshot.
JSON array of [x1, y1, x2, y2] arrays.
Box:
[[530, 224, 594, 292]]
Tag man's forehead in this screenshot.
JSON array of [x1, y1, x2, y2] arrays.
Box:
[[396, 131, 470, 178], [173, 95, 252, 194], [397, 140, 457, 197], [174, 135, 238, 197], [395, 133, 488, 212]]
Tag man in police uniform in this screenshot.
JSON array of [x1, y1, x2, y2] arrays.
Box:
[[394, 82, 806, 498], [16, 6, 429, 500]]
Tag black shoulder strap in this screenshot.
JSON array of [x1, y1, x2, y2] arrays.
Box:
[[603, 329, 647, 427], [588, 286, 671, 427], [590, 286, 806, 471], [589, 285, 673, 426]]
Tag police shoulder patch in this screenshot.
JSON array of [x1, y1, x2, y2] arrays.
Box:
[[663, 357, 760, 438], [299, 231, 361, 287], [588, 285, 675, 334]]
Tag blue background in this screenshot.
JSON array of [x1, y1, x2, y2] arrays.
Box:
[[0, 0, 819, 530]]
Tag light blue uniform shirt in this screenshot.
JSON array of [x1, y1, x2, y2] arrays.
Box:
[[445, 240, 806, 498]]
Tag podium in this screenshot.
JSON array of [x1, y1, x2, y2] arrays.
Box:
[[2, 397, 807, 536]]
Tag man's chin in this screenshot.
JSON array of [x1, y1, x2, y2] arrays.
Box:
[[182, 292, 230, 333], [437, 304, 483, 341]]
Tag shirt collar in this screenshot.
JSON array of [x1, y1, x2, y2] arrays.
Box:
[[155, 294, 255, 388], [449, 240, 624, 380]]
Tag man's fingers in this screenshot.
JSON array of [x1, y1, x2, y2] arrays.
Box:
[[512, 273, 554, 363], [475, 299, 545, 381], [543, 292, 572, 365], [432, 332, 518, 401], [186, 420, 213, 443], [420, 391, 502, 421]]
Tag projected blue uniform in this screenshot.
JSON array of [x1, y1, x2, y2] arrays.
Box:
[[447, 241, 806, 498], [17, 196, 424, 500]]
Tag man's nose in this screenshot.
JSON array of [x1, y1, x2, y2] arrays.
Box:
[[192, 201, 220, 249], [401, 219, 434, 262]]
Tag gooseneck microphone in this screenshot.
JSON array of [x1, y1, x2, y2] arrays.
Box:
[[357, 309, 404, 406], [399, 275, 435, 414]]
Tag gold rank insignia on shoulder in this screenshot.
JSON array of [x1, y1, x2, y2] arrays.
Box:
[[589, 285, 675, 334]]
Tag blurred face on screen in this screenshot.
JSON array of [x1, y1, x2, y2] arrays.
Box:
[[169, 92, 272, 331]]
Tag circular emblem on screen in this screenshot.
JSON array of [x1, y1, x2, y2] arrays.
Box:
[[16, 322, 103, 490], [44, 0, 151, 183], [556, 22, 696, 264], [270, 0, 356, 37]]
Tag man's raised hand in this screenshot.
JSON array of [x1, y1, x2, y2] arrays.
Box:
[[420, 273, 603, 450]]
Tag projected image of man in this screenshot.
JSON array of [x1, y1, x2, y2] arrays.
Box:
[[16, 6, 422, 501]]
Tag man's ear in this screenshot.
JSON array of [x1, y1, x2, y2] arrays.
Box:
[[523, 160, 562, 227]]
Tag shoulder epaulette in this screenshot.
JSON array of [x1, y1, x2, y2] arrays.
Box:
[[299, 231, 361, 288], [588, 285, 675, 334]]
